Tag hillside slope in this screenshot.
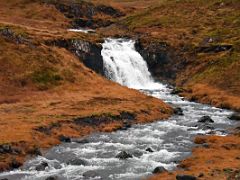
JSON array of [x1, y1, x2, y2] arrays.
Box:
[[0, 0, 172, 171], [97, 0, 240, 111]]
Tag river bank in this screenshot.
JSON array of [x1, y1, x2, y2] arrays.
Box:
[[0, 0, 239, 179]]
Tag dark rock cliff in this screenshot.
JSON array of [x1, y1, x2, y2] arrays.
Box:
[[46, 39, 104, 75], [134, 39, 187, 84], [43, 0, 124, 29]]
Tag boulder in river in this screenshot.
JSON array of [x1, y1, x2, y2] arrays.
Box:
[[146, 147, 154, 153], [67, 158, 88, 166], [10, 159, 22, 169], [198, 116, 214, 123], [115, 151, 133, 159], [173, 107, 184, 116], [35, 161, 48, 171], [152, 166, 167, 174], [228, 113, 240, 121], [45, 176, 58, 180], [83, 170, 100, 178], [176, 174, 197, 180], [58, 135, 71, 143]]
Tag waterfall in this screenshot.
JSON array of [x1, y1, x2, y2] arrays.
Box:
[[101, 38, 161, 89]]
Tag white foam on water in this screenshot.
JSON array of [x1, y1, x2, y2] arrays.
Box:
[[68, 28, 95, 34], [101, 38, 164, 90]]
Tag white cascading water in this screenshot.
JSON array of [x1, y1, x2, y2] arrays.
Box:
[[101, 38, 161, 89]]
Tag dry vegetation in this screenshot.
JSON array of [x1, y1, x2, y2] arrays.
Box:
[[0, 0, 172, 171]]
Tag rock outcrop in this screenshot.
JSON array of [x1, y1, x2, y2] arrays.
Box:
[[46, 39, 104, 75], [44, 0, 124, 29], [134, 39, 185, 83]]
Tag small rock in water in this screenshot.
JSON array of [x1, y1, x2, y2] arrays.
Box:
[[83, 170, 100, 178], [152, 166, 167, 174], [198, 116, 214, 123], [58, 135, 71, 143], [35, 161, 48, 171], [45, 176, 58, 180], [67, 158, 88, 166], [115, 151, 133, 159], [228, 113, 240, 121], [146, 147, 154, 152], [10, 159, 22, 169], [176, 174, 197, 180], [171, 87, 184, 95], [173, 107, 184, 116]]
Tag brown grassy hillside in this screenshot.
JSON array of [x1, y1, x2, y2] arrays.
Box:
[[0, 0, 172, 171]]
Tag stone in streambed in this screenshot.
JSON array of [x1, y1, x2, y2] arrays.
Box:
[[152, 166, 167, 174], [45, 176, 58, 180], [146, 147, 154, 152], [228, 113, 240, 121], [173, 107, 184, 116], [58, 135, 71, 143], [198, 116, 214, 123], [115, 151, 133, 159], [176, 174, 197, 180], [10, 159, 22, 169], [35, 161, 48, 171]]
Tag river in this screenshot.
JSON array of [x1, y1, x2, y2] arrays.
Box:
[[0, 38, 237, 180]]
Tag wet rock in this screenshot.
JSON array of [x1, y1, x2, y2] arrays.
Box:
[[228, 113, 240, 121], [67, 158, 88, 166], [28, 147, 42, 156], [0, 144, 12, 154], [202, 143, 210, 148], [146, 147, 154, 153], [35, 161, 48, 171], [46, 39, 104, 75], [174, 107, 184, 116], [115, 151, 133, 159], [198, 173, 204, 177], [120, 112, 136, 120], [83, 170, 100, 178], [119, 121, 132, 131], [152, 166, 167, 174], [171, 87, 184, 95], [196, 44, 232, 53], [198, 116, 214, 123], [176, 174, 197, 180], [45, 176, 58, 180], [10, 159, 22, 169], [58, 135, 71, 143], [0, 27, 28, 44]]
